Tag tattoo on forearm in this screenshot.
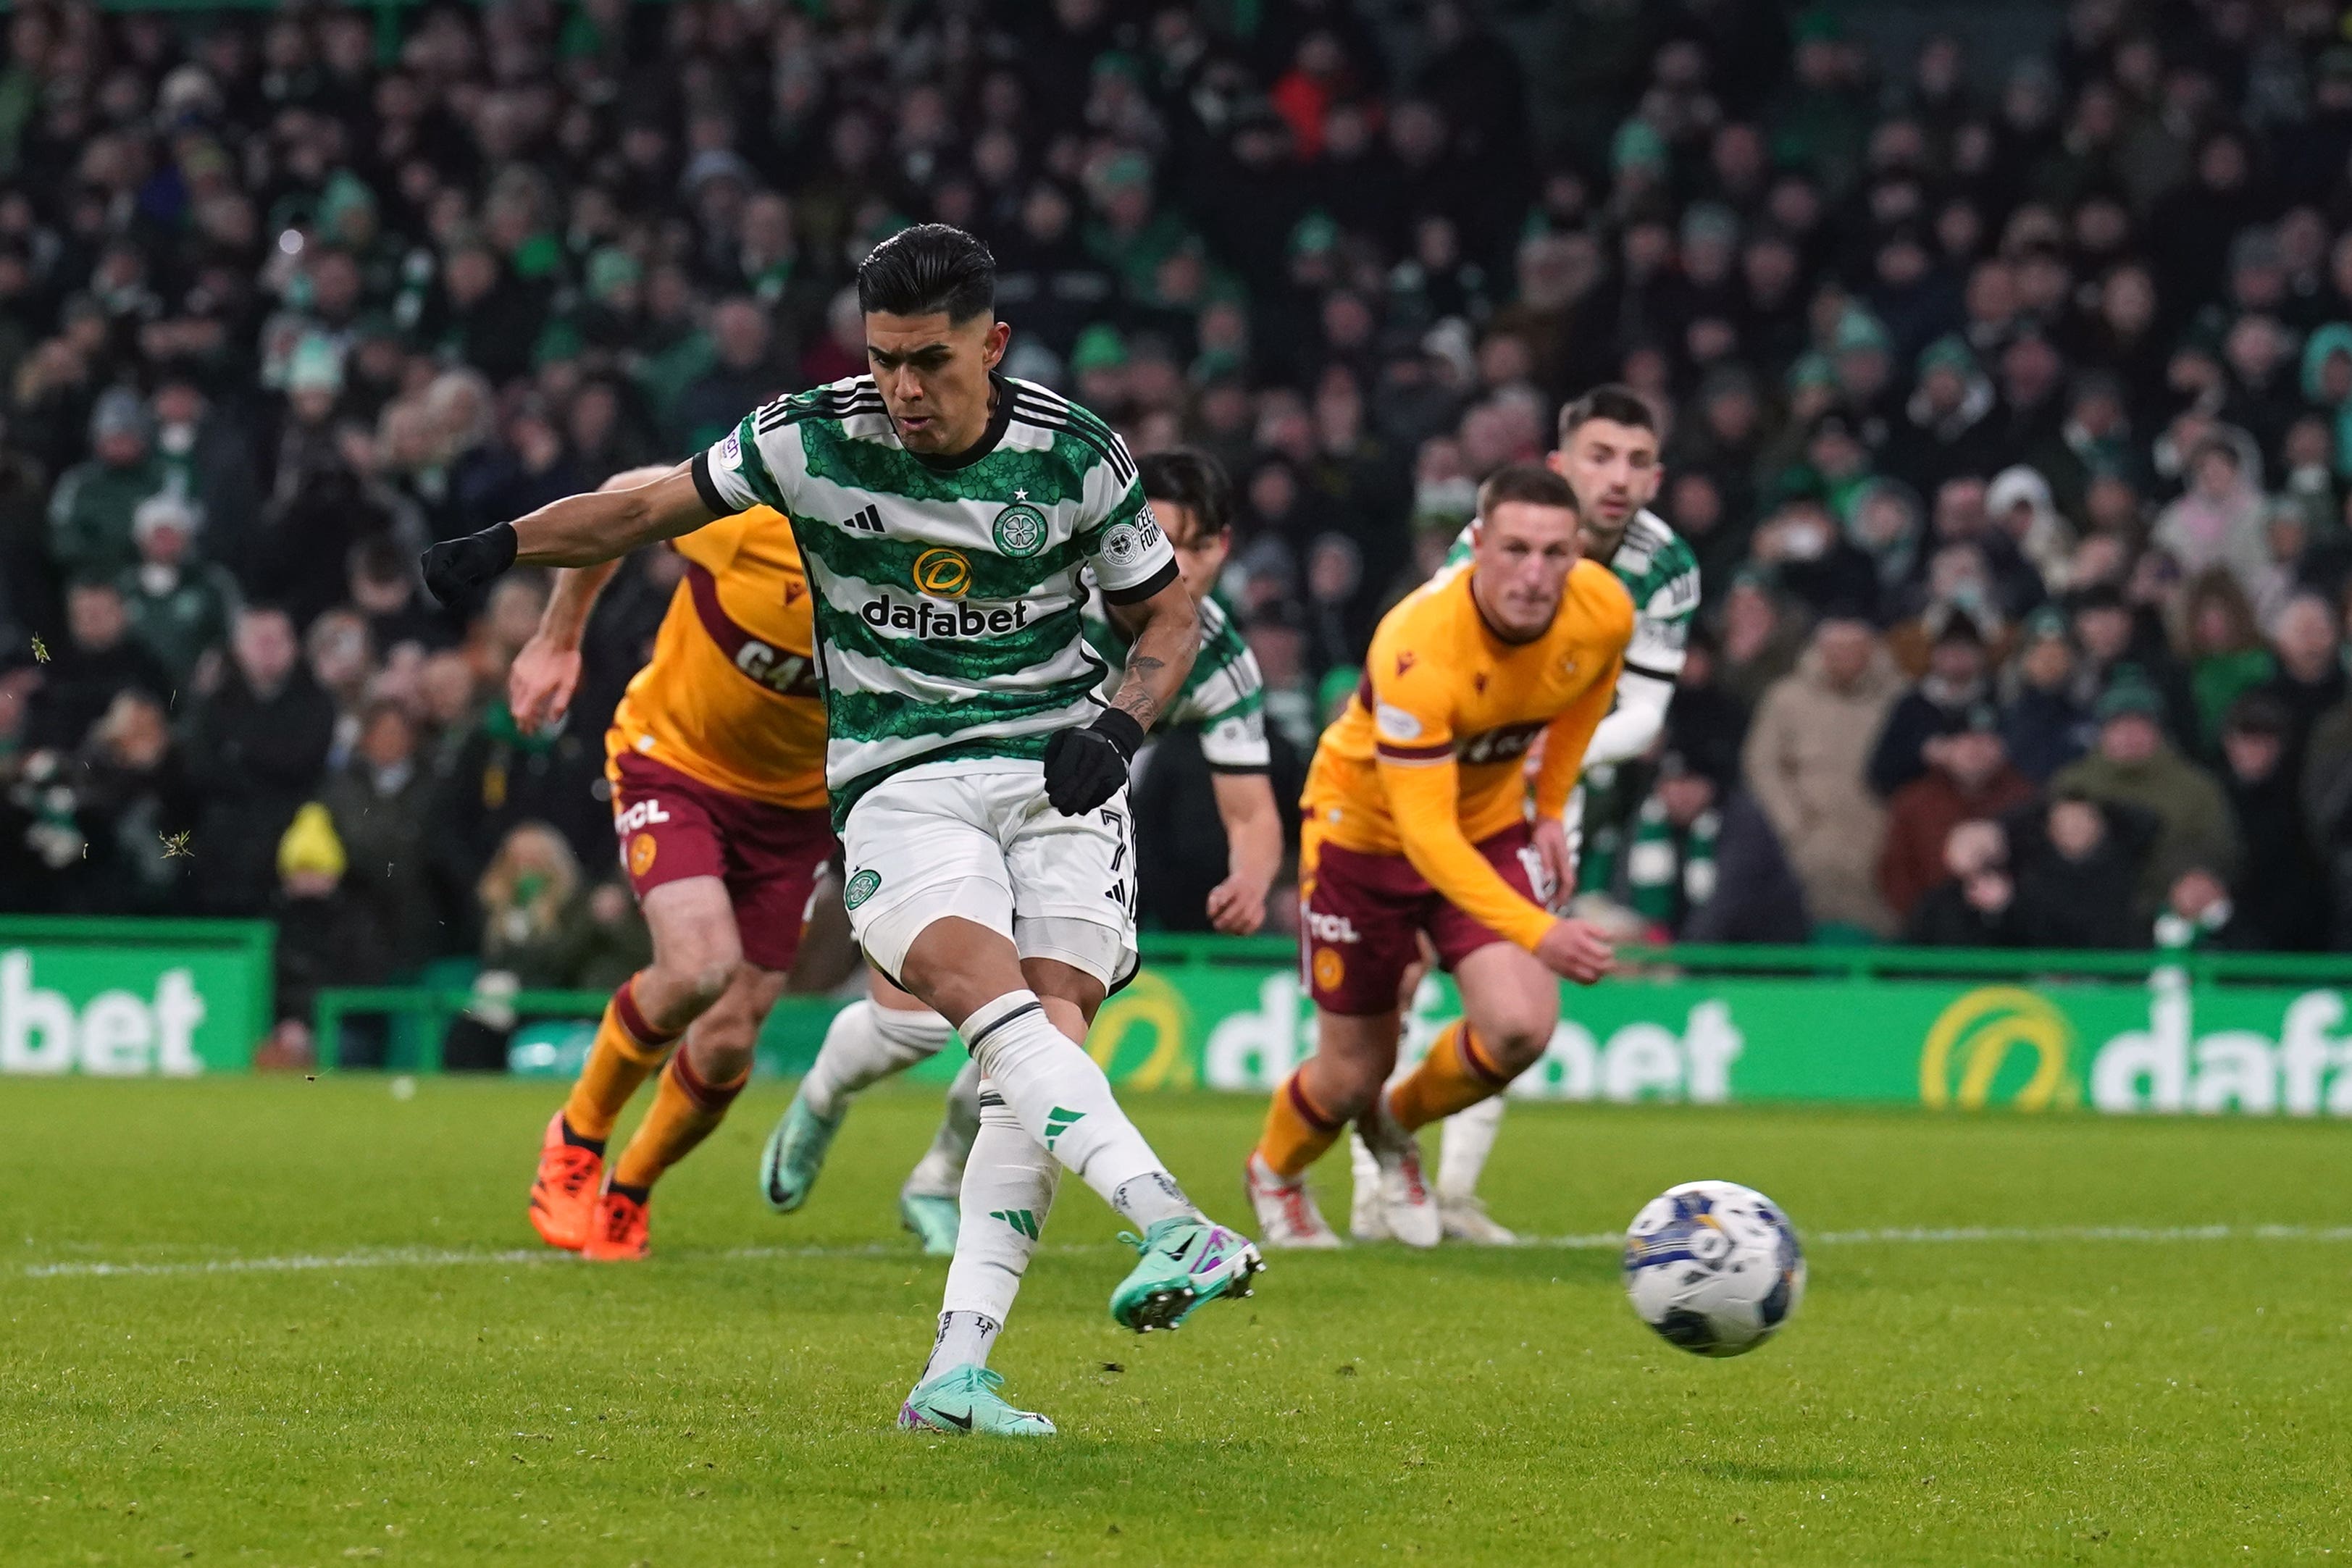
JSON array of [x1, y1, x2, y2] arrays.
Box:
[[1114, 655, 1165, 726]]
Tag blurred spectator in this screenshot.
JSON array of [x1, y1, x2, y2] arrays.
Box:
[[440, 823, 647, 1073], [1904, 820, 2030, 948], [1999, 607, 2095, 784], [117, 492, 238, 688], [2154, 867, 2261, 953], [267, 802, 381, 1068], [2002, 792, 2157, 949], [2254, 591, 2347, 767], [2215, 695, 2325, 951], [2151, 434, 2269, 598], [25, 581, 172, 752], [1878, 705, 2038, 925], [1713, 571, 1807, 712], [2052, 681, 2240, 916], [64, 689, 199, 917], [322, 700, 438, 979], [1868, 609, 1993, 798], [1596, 749, 1809, 944], [1743, 612, 1904, 936], [47, 389, 166, 583], [2180, 569, 2276, 756], [184, 605, 337, 915]]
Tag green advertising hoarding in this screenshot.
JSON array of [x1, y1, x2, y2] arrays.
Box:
[[0, 918, 272, 1076], [1045, 960, 2352, 1117]]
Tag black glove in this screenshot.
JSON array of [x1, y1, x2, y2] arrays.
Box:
[[1042, 708, 1145, 816], [419, 521, 519, 606]]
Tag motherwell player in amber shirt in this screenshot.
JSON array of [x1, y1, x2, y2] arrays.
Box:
[[1247, 464, 1631, 1249], [511, 466, 836, 1262]]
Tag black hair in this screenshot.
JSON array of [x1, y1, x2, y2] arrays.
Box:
[[1137, 448, 1233, 542], [1476, 461, 1578, 519], [1558, 382, 1657, 444], [856, 224, 996, 322]]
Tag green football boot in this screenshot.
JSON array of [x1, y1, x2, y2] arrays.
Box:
[[1109, 1216, 1264, 1333], [897, 1364, 1055, 1437], [757, 1092, 840, 1214], [899, 1191, 961, 1256]]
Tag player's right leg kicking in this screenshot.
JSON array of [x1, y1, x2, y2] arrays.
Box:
[[842, 764, 1260, 1437], [759, 967, 979, 1254]]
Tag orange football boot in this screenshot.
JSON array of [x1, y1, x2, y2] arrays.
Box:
[[528, 1112, 603, 1252], [581, 1187, 651, 1261]]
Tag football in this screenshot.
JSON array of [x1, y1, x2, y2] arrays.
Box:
[[1623, 1181, 1807, 1357]]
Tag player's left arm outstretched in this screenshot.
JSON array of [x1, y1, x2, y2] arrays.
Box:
[[419, 462, 716, 605], [506, 464, 684, 732]]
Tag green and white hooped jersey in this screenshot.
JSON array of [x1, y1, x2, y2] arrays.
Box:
[[692, 373, 1175, 828], [1446, 506, 1699, 682], [1083, 590, 1270, 771]]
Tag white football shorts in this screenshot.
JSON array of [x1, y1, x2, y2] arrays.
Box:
[[839, 758, 1139, 990]]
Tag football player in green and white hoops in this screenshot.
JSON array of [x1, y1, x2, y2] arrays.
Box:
[[1350, 385, 1699, 1246], [755, 447, 1282, 1253], [421, 225, 1263, 1438]]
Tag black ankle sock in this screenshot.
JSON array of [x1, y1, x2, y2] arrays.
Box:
[[558, 1118, 607, 1157], [608, 1181, 651, 1206]]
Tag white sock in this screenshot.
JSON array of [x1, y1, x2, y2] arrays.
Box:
[[961, 989, 1197, 1227], [923, 1310, 1002, 1379], [800, 999, 953, 1119], [1438, 1092, 1507, 1202], [904, 1057, 982, 1199], [928, 1089, 1056, 1378]]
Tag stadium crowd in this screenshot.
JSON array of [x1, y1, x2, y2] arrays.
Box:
[[9, 0, 2352, 1039]]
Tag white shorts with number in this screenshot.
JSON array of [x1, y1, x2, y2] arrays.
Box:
[[839, 758, 1139, 991]]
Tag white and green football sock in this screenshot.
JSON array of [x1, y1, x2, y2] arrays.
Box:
[[959, 989, 1197, 1227]]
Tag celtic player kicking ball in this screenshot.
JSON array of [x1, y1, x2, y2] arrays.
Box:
[[422, 225, 1262, 1438], [756, 447, 1284, 1246]]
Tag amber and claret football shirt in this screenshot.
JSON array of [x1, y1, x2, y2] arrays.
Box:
[[606, 505, 829, 811], [1302, 558, 1634, 950]]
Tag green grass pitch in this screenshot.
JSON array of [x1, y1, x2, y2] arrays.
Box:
[[3, 1076, 2347, 1565]]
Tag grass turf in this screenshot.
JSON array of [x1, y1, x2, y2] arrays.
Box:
[[1, 1076, 2347, 1566]]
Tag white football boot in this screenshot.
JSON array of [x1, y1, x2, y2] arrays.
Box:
[[1244, 1153, 1342, 1249], [1357, 1098, 1441, 1249], [1439, 1194, 1519, 1246]]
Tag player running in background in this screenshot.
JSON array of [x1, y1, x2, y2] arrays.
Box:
[[756, 447, 1282, 1239], [506, 467, 837, 1261], [1245, 464, 1631, 1249], [1352, 385, 1696, 1244], [422, 225, 1261, 1439]]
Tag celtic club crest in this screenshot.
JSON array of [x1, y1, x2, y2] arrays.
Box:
[[992, 501, 1049, 558]]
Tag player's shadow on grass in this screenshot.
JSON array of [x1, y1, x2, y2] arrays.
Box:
[[1686, 1460, 1872, 1484]]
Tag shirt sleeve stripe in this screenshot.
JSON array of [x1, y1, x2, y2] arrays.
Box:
[[690, 450, 733, 518], [1103, 557, 1178, 605], [1376, 738, 1454, 763]]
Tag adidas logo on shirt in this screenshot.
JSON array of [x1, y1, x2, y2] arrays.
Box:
[[841, 504, 885, 534]]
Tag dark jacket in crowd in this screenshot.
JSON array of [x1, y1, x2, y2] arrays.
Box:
[[2004, 797, 2160, 949], [322, 757, 440, 978], [183, 669, 338, 915], [1678, 788, 1812, 944], [23, 640, 172, 752]]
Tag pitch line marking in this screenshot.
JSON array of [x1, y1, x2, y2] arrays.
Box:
[[18, 1224, 2352, 1281]]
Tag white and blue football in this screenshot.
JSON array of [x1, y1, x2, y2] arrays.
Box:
[[1622, 1180, 1805, 1357]]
